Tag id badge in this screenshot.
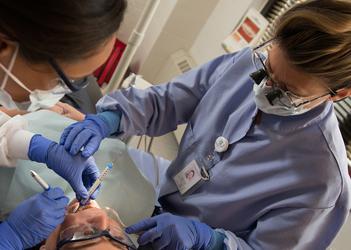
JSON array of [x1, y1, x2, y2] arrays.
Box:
[[173, 160, 206, 195]]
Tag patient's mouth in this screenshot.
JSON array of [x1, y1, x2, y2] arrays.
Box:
[[68, 199, 100, 213]]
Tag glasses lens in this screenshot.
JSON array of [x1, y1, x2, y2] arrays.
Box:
[[103, 207, 126, 227], [49, 58, 89, 92], [102, 207, 136, 248], [49, 78, 72, 95], [57, 208, 136, 249], [264, 85, 292, 107], [70, 77, 89, 90], [252, 51, 266, 71], [285, 91, 330, 108], [284, 91, 305, 107], [252, 40, 274, 69], [59, 224, 99, 243], [277, 92, 294, 107], [251, 46, 270, 85]]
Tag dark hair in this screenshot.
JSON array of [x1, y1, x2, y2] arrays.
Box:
[[0, 0, 127, 63]]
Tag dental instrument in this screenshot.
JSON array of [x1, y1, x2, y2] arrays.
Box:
[[73, 162, 113, 213], [30, 170, 50, 191]]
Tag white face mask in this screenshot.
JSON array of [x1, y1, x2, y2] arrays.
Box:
[[0, 46, 71, 112], [253, 78, 312, 116]]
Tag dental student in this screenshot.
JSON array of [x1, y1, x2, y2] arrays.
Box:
[[0, 0, 127, 249], [61, 1, 351, 249]]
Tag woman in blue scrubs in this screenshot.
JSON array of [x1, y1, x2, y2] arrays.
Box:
[[61, 1, 351, 249]]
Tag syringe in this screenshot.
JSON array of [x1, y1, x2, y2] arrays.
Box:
[[73, 162, 113, 213]]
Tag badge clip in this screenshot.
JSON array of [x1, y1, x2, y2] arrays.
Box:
[[200, 166, 210, 181]]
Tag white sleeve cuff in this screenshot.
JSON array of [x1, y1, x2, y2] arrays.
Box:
[[7, 129, 34, 160], [1, 115, 35, 166]]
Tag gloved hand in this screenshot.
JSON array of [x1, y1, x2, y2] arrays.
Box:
[[0, 187, 69, 249], [60, 112, 120, 157], [125, 213, 214, 250], [28, 135, 100, 200]]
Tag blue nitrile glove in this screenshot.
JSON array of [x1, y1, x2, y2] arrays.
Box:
[[0, 187, 69, 249], [60, 111, 121, 157], [126, 213, 217, 250], [28, 135, 100, 200]]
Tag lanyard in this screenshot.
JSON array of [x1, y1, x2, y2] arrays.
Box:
[[198, 136, 229, 180]]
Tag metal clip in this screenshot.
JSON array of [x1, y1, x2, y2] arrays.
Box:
[[206, 154, 214, 161], [200, 166, 210, 181]]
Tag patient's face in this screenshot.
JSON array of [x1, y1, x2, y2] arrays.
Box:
[[43, 200, 131, 250]]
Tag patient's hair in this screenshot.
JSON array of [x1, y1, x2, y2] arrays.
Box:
[[275, 0, 351, 90], [0, 0, 127, 63]]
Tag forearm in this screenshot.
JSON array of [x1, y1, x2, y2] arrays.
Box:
[[96, 82, 202, 138], [96, 54, 235, 138], [0, 107, 28, 117], [98, 110, 121, 135]]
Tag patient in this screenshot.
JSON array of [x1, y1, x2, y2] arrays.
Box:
[[41, 200, 136, 250]]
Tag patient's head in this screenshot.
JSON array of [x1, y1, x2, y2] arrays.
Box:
[[42, 200, 135, 250]]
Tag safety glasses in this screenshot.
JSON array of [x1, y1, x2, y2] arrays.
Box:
[[49, 58, 89, 92], [56, 207, 137, 250], [250, 39, 334, 108]]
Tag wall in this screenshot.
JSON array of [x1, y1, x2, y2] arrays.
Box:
[[116, 0, 268, 83], [138, 0, 268, 83], [139, 0, 219, 82], [190, 0, 268, 65], [116, 0, 146, 43], [116, 0, 177, 73]]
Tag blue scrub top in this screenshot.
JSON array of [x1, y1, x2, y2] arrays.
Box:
[[97, 47, 351, 249]]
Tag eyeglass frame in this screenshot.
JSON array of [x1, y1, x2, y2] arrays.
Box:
[[56, 206, 136, 250], [56, 224, 137, 250], [49, 58, 90, 92], [251, 39, 341, 108]]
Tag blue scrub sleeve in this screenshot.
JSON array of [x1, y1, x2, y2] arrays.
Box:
[[97, 110, 122, 135], [96, 53, 236, 138]]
